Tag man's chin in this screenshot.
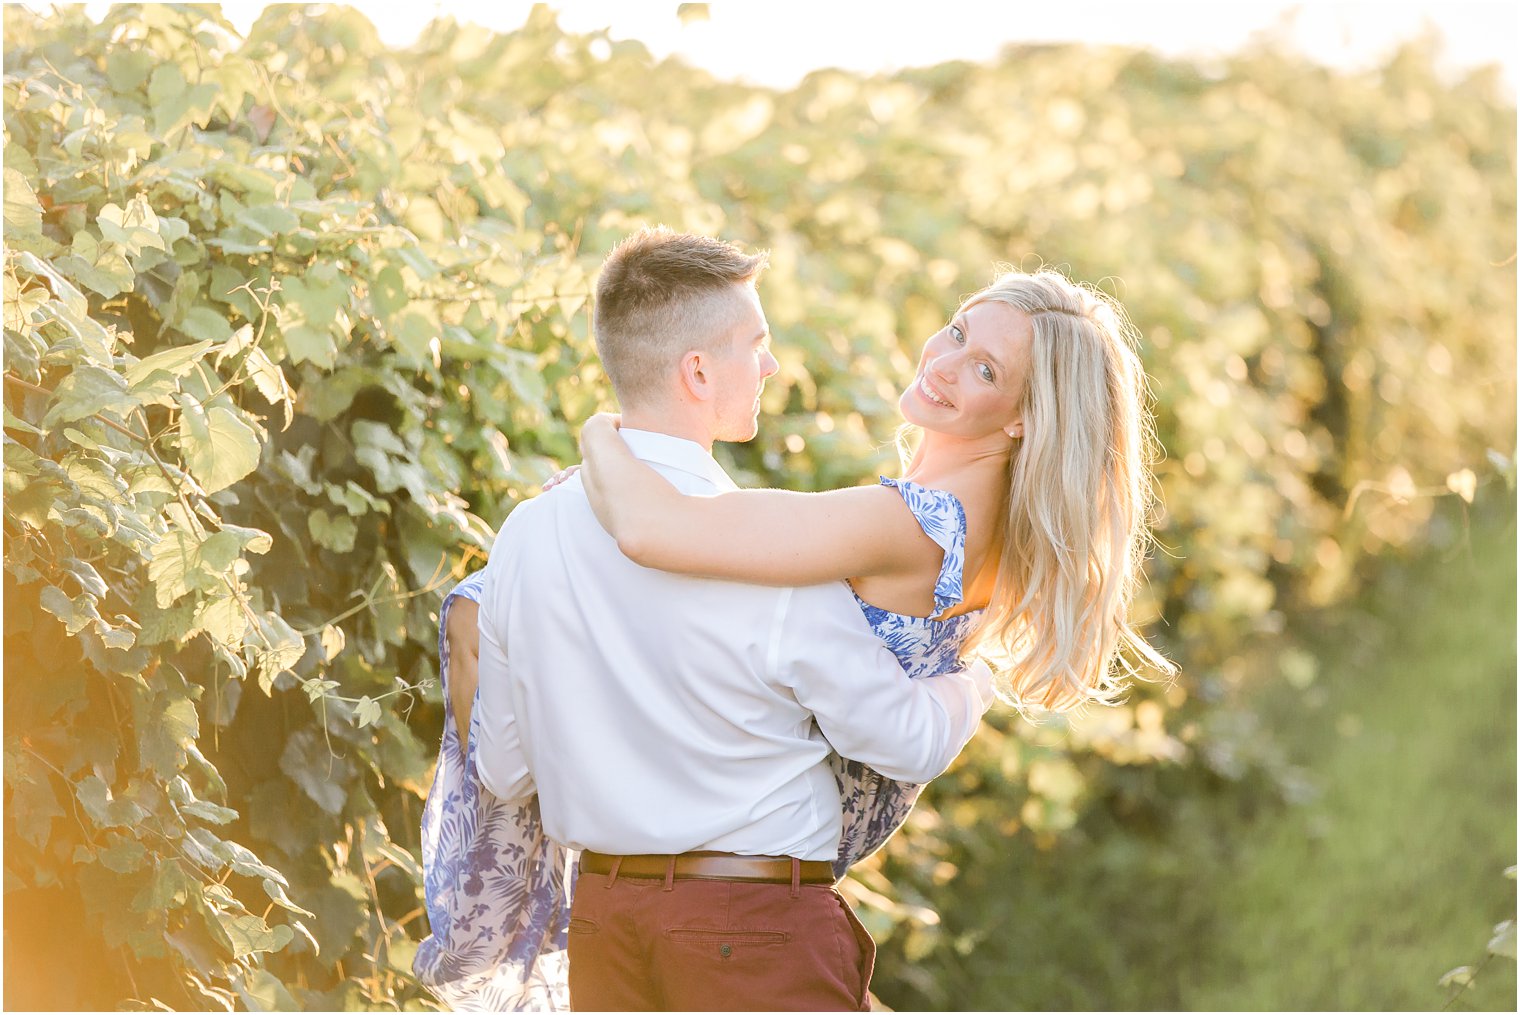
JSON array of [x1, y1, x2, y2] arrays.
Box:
[[716, 419, 761, 443]]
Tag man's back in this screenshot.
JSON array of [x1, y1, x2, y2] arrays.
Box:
[[476, 429, 977, 860], [480, 431, 948, 863]]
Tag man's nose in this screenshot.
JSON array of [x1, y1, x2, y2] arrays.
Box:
[[761, 350, 780, 377]]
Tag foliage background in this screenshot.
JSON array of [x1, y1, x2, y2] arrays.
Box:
[[2, 3, 1514, 1010]]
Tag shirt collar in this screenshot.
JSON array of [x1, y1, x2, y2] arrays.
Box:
[[620, 428, 739, 493]]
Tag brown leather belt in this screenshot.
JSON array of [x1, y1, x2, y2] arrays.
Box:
[[579, 849, 835, 885]]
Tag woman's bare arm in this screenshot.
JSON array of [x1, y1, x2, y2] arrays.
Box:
[[578, 414, 941, 586], [446, 598, 481, 744]]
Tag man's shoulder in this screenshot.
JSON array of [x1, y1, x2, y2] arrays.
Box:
[[493, 483, 574, 535]]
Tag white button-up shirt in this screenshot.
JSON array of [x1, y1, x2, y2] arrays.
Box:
[[474, 428, 992, 860]]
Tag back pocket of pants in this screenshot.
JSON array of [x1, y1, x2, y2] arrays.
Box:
[[667, 929, 789, 945]]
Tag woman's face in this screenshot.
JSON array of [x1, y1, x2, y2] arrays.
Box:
[[899, 300, 1034, 439]]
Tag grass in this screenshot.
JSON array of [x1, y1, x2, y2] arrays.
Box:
[[881, 495, 1517, 1011], [1180, 499, 1517, 1011]]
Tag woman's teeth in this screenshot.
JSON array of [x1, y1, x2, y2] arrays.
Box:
[[919, 376, 954, 408]]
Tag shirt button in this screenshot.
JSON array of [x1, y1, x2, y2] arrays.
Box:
[[719, 944, 733, 958]]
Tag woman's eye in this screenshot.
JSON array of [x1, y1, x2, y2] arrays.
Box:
[[951, 325, 965, 344], [978, 363, 994, 383]]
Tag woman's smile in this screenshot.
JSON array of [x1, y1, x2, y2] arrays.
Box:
[[917, 374, 955, 408]]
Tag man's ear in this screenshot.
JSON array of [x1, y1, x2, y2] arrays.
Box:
[[677, 349, 712, 403]]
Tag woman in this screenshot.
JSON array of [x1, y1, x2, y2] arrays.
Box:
[[578, 267, 1174, 712], [415, 267, 1173, 1008]]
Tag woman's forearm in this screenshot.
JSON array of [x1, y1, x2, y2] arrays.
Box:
[[577, 415, 933, 585]]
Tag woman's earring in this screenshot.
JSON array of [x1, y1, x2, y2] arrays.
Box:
[[1004, 425, 1022, 439]]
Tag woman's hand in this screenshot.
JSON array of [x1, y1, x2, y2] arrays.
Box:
[[541, 464, 581, 492], [578, 412, 622, 454], [445, 598, 481, 745]]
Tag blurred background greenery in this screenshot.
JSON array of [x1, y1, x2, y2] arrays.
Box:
[[3, 4, 1514, 1010]]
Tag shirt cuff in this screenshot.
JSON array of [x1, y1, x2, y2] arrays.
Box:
[[963, 658, 997, 715]]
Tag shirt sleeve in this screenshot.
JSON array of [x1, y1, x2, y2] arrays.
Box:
[[771, 583, 994, 784], [473, 534, 537, 803]]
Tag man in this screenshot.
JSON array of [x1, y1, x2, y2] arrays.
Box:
[[471, 227, 992, 1010]]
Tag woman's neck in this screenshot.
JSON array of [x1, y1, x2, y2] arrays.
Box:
[[902, 427, 1014, 487]]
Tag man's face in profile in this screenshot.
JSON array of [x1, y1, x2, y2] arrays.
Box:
[[708, 285, 778, 443]]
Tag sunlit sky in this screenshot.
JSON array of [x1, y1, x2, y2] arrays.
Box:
[[71, 2, 1519, 94]]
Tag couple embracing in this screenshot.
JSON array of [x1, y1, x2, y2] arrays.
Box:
[[414, 228, 1173, 1011]]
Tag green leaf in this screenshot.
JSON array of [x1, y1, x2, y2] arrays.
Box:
[[376, 713, 431, 793], [221, 839, 287, 885], [262, 878, 315, 918], [308, 509, 357, 553], [98, 833, 149, 873], [138, 694, 200, 777], [282, 324, 336, 368], [214, 323, 255, 367], [125, 340, 214, 389], [198, 530, 242, 571], [218, 913, 294, 960], [62, 557, 108, 598], [1488, 919, 1516, 960], [14, 251, 88, 319], [150, 526, 216, 608], [195, 594, 248, 644], [221, 522, 274, 555], [39, 583, 93, 634], [106, 46, 156, 92], [319, 624, 345, 662], [138, 601, 200, 645], [7, 762, 63, 849], [236, 204, 300, 237], [148, 64, 217, 136], [4, 168, 42, 238], [132, 859, 194, 913], [178, 306, 234, 344], [353, 695, 381, 728], [75, 775, 148, 829], [179, 398, 262, 494], [243, 347, 293, 429], [249, 612, 305, 693], [39, 365, 136, 428], [97, 197, 165, 257], [181, 798, 239, 825], [278, 729, 352, 815], [235, 968, 299, 1011], [371, 265, 407, 317]]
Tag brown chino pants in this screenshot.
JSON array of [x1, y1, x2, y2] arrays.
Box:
[[567, 867, 875, 1011]]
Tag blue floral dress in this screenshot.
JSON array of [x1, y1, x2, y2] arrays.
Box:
[[414, 477, 981, 1009]]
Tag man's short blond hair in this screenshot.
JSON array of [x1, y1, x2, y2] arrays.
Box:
[[593, 227, 769, 405]]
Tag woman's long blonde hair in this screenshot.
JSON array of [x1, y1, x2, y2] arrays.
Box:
[[959, 268, 1175, 711]]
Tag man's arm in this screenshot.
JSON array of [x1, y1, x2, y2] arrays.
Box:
[[774, 583, 994, 784]]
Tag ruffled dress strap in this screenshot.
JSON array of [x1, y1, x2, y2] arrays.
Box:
[[447, 567, 488, 608], [878, 476, 968, 620]]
